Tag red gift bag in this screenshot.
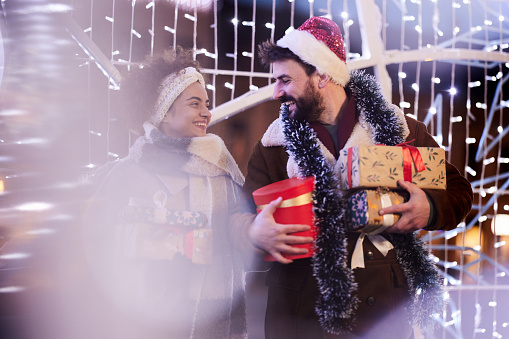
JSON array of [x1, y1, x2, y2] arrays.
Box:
[[252, 176, 316, 261]]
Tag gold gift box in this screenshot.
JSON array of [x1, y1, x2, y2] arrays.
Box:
[[345, 189, 408, 233], [338, 145, 446, 190]]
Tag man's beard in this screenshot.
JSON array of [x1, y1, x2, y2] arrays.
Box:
[[281, 81, 325, 123]]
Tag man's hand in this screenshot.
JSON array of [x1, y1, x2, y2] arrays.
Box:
[[379, 180, 430, 233], [248, 197, 314, 264]]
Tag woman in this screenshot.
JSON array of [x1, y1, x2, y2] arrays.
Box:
[[84, 47, 248, 339]]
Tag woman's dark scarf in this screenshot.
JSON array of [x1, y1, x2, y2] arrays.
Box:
[[132, 124, 192, 175], [280, 70, 444, 334]]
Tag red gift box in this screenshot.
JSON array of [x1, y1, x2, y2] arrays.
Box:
[[252, 176, 316, 261]]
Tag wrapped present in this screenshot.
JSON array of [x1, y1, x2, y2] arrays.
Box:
[[118, 206, 212, 265], [252, 176, 316, 261], [345, 188, 409, 234], [338, 144, 446, 190], [120, 206, 207, 227]]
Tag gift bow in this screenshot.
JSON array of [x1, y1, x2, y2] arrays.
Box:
[[351, 191, 395, 269], [396, 140, 426, 183], [346, 140, 426, 188], [351, 233, 394, 269]]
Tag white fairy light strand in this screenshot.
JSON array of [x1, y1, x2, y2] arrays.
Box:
[[491, 4, 505, 336], [150, 0, 155, 56], [248, 0, 256, 91], [397, 2, 406, 115], [411, 0, 422, 120], [128, 0, 136, 70], [268, 0, 276, 86], [231, 0, 238, 100], [212, 0, 218, 108]]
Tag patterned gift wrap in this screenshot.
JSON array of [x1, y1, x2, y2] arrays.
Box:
[[338, 144, 446, 190], [118, 207, 213, 264], [120, 206, 207, 227], [345, 189, 408, 233]]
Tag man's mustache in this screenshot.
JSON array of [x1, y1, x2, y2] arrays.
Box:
[[279, 95, 296, 104]]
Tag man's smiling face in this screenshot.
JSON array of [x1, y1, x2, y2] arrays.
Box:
[[272, 59, 325, 122]]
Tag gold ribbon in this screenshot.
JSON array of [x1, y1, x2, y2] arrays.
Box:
[[256, 192, 313, 210]]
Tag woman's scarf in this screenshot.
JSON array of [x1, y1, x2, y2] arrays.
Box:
[[129, 122, 244, 186]]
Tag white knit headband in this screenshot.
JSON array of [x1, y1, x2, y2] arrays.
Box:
[[150, 66, 206, 127]]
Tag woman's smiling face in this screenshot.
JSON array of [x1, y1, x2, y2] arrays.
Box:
[[159, 81, 211, 138]]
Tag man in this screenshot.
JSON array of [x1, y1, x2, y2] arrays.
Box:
[[238, 16, 473, 339]]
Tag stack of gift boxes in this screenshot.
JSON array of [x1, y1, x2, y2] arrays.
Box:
[[338, 144, 447, 234], [251, 144, 447, 261], [118, 205, 212, 264]]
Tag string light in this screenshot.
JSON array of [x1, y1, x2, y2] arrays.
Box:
[[184, 14, 196, 22], [465, 166, 476, 176]]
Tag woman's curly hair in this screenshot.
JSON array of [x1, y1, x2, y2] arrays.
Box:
[[116, 46, 205, 135]]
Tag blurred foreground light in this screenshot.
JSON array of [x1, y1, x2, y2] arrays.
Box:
[[0, 109, 26, 117], [0, 156, 14, 163], [16, 138, 50, 145], [491, 214, 509, 236], [0, 286, 26, 293], [15, 202, 53, 212], [12, 4, 72, 14], [0, 253, 31, 260], [26, 228, 56, 236]]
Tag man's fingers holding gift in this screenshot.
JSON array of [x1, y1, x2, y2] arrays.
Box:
[[396, 179, 415, 191], [379, 202, 407, 216]]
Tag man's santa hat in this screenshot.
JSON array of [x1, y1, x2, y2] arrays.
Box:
[[277, 16, 350, 87]]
